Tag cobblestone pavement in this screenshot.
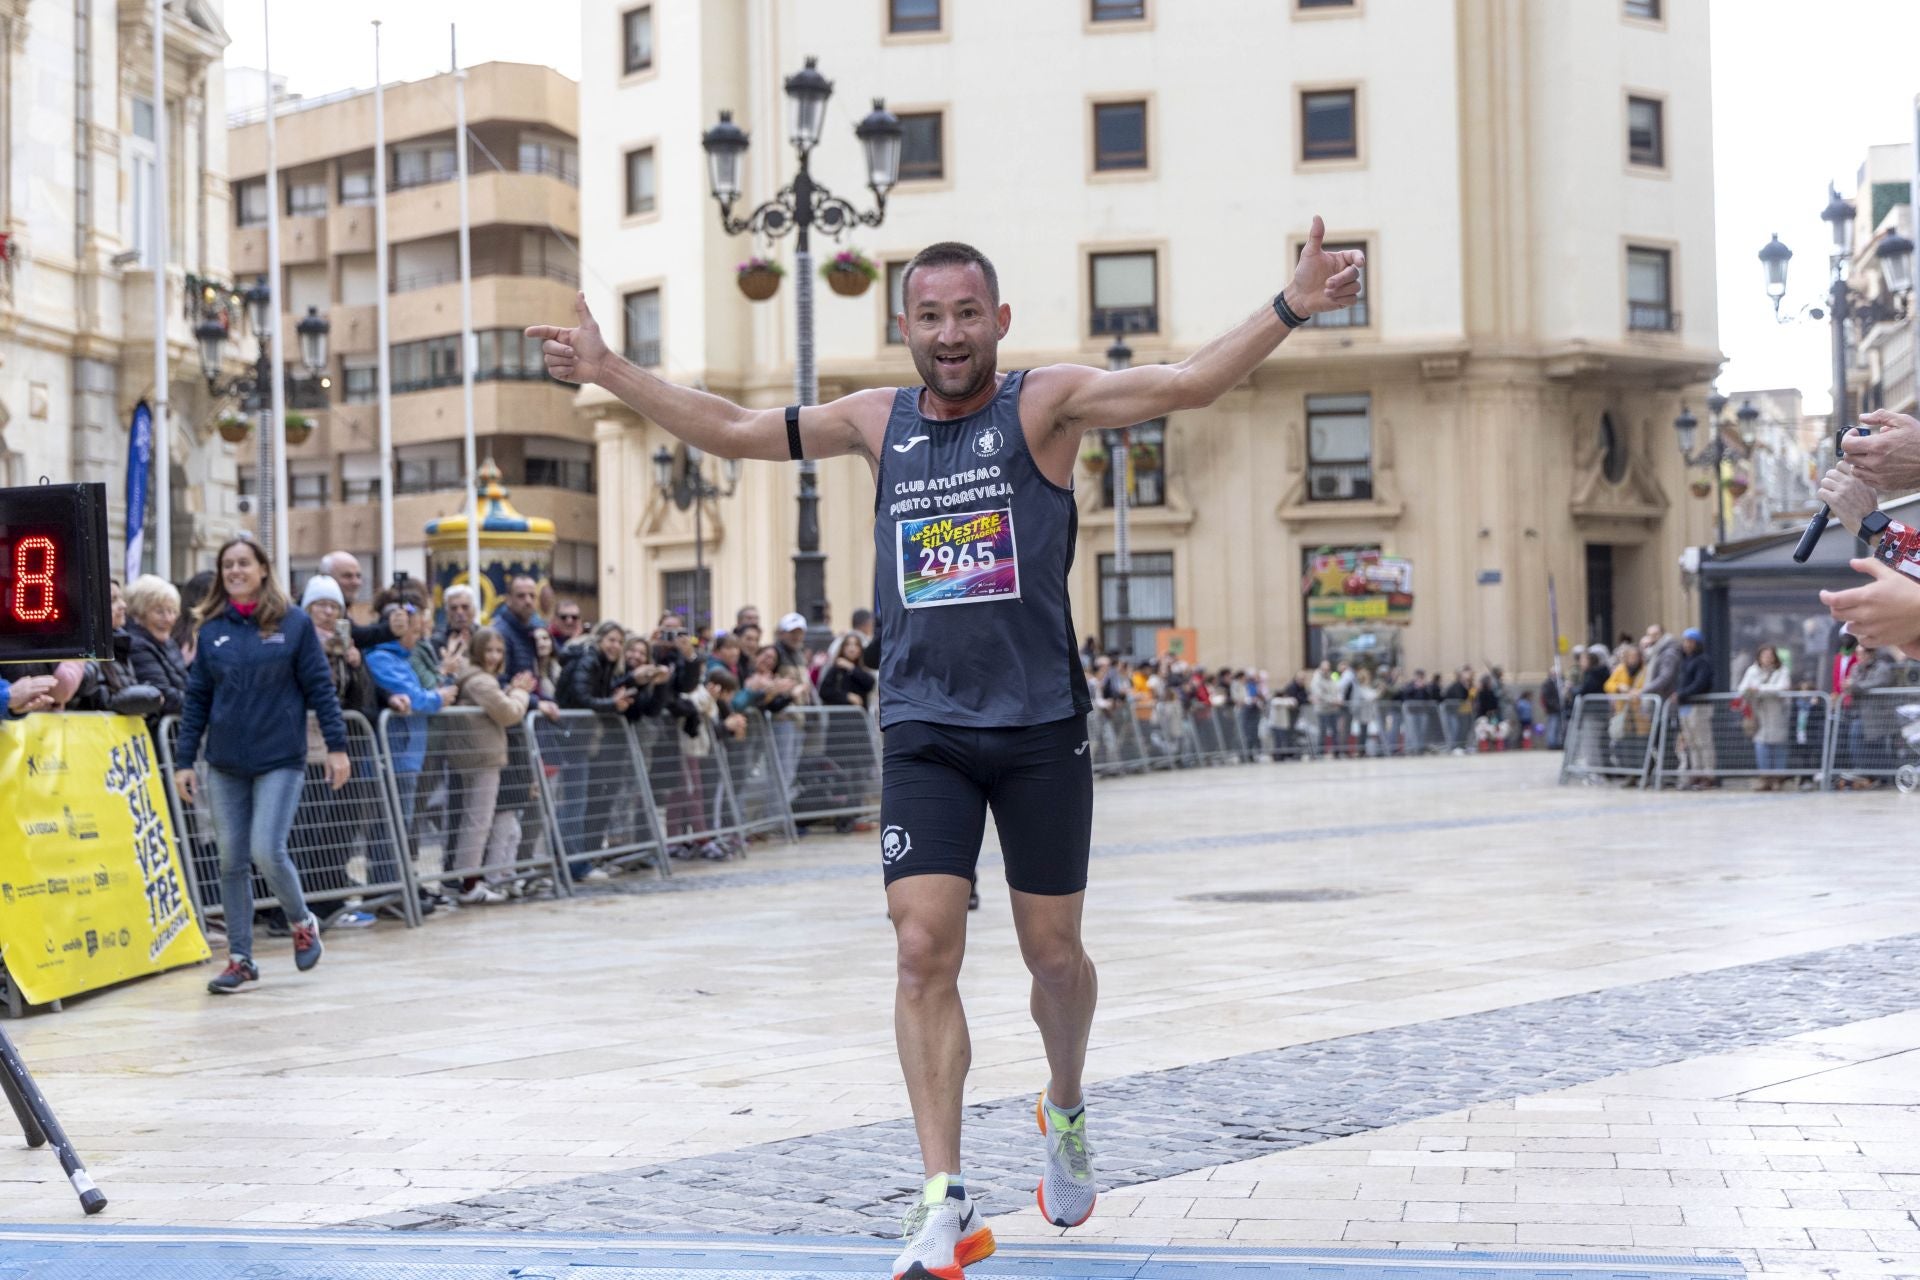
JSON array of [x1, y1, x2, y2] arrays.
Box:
[[2, 752, 1917, 1280], [367, 934, 1920, 1238]]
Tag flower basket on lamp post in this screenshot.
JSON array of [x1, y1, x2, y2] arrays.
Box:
[[283, 411, 314, 447], [822, 248, 878, 297], [1079, 439, 1109, 474], [1688, 475, 1713, 499], [736, 257, 784, 301], [215, 411, 249, 444]]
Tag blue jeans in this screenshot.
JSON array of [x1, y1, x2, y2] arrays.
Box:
[[205, 766, 310, 963], [1754, 740, 1787, 773]]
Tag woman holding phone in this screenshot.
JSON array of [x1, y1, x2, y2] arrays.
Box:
[[173, 538, 350, 994]]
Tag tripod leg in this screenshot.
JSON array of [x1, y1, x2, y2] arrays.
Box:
[[0, 1025, 106, 1214], [0, 1052, 47, 1148]]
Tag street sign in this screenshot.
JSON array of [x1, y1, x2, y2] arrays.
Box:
[[0, 484, 114, 663]]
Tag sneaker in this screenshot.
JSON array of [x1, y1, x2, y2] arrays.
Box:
[[328, 911, 376, 930], [1036, 1092, 1097, 1228], [207, 956, 259, 995], [291, 915, 324, 973], [581, 867, 612, 882], [891, 1175, 994, 1280], [459, 882, 507, 905], [967, 890, 980, 912]]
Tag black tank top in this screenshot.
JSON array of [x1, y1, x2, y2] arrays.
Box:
[[872, 371, 1092, 730]]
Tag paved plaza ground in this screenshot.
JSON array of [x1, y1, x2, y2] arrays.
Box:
[[2, 752, 1918, 1279]]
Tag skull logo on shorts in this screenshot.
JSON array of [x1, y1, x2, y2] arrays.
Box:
[[881, 825, 914, 864]]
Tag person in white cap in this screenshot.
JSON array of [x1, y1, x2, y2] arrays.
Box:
[[769, 612, 815, 798]]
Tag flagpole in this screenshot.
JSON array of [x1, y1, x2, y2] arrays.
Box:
[[150, 0, 170, 579], [374, 20, 394, 588], [263, 0, 289, 582], [453, 31, 480, 604]]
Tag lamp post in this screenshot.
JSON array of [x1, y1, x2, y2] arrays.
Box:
[[1759, 184, 1916, 466], [701, 59, 902, 648], [1104, 333, 1133, 656], [1673, 393, 1753, 548], [195, 282, 330, 567], [652, 442, 742, 631]]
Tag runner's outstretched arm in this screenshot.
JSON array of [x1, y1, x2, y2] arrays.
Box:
[[1034, 215, 1364, 435], [525, 294, 889, 462]]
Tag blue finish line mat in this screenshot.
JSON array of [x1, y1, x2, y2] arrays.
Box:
[[0, 1226, 1745, 1279]]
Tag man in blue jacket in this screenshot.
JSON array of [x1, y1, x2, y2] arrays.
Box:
[[365, 599, 457, 903], [492, 575, 544, 680]]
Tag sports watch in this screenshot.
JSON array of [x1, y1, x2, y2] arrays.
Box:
[[1860, 510, 1892, 541]]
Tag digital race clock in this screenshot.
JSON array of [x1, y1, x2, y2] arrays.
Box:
[[0, 483, 113, 663]]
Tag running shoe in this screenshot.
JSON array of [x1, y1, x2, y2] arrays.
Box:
[[458, 882, 507, 905], [207, 956, 259, 995], [891, 1175, 994, 1280], [291, 914, 324, 973], [1036, 1092, 1097, 1228]]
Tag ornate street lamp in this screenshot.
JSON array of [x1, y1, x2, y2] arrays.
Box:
[[701, 60, 900, 647], [197, 280, 329, 563], [653, 441, 741, 631], [1761, 182, 1918, 562]]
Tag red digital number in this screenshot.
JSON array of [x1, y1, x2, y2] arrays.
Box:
[[12, 535, 58, 623]]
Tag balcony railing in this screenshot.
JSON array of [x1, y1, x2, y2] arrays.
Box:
[[389, 156, 581, 195], [1628, 303, 1679, 333], [1306, 461, 1373, 502], [392, 263, 581, 294]]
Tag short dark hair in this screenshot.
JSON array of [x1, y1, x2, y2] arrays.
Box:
[[900, 241, 999, 308], [851, 608, 874, 628]]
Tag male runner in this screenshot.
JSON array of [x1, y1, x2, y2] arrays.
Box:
[[527, 218, 1361, 1279]]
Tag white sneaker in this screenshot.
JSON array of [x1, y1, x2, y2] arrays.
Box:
[[458, 883, 507, 905], [1036, 1092, 1097, 1228], [891, 1175, 993, 1280], [581, 867, 611, 882]]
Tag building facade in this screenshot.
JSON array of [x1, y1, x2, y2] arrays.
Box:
[[0, 0, 242, 579], [580, 0, 1723, 676], [226, 61, 595, 609]]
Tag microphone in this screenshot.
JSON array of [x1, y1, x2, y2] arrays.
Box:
[[1791, 425, 1871, 563]]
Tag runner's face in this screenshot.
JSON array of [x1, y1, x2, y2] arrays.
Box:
[[903, 263, 1006, 402]]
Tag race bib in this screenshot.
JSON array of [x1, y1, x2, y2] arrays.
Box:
[[896, 508, 1021, 609]]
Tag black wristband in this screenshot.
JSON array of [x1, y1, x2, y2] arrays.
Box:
[[1273, 291, 1308, 329], [785, 405, 803, 461]]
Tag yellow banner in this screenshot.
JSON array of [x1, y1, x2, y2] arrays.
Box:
[[0, 713, 209, 1005]]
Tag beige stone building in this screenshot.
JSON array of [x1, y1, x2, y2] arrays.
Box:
[[579, 0, 1724, 675], [0, 0, 242, 579], [226, 61, 596, 608]]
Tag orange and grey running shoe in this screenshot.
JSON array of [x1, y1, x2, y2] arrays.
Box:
[[1036, 1092, 1097, 1228], [891, 1174, 995, 1280]]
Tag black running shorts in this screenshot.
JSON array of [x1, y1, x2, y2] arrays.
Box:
[[878, 716, 1094, 896]]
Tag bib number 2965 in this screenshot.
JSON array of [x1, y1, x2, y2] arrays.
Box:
[[918, 540, 996, 578]]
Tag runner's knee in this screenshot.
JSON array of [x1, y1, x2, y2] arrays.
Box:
[[893, 915, 965, 996]]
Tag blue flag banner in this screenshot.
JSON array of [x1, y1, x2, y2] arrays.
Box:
[[125, 399, 152, 582]]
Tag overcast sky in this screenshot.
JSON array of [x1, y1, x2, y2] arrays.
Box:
[[222, 0, 1920, 416]]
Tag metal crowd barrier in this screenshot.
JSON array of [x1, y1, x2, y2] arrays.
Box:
[[632, 713, 749, 857], [157, 711, 419, 928], [1653, 692, 1835, 791], [715, 710, 799, 843], [1558, 693, 1664, 785], [1823, 688, 1920, 790], [783, 704, 883, 827], [526, 709, 669, 881], [375, 707, 571, 900], [1086, 702, 1148, 775]]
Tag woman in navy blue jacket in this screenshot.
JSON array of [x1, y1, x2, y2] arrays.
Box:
[[173, 538, 350, 995]]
